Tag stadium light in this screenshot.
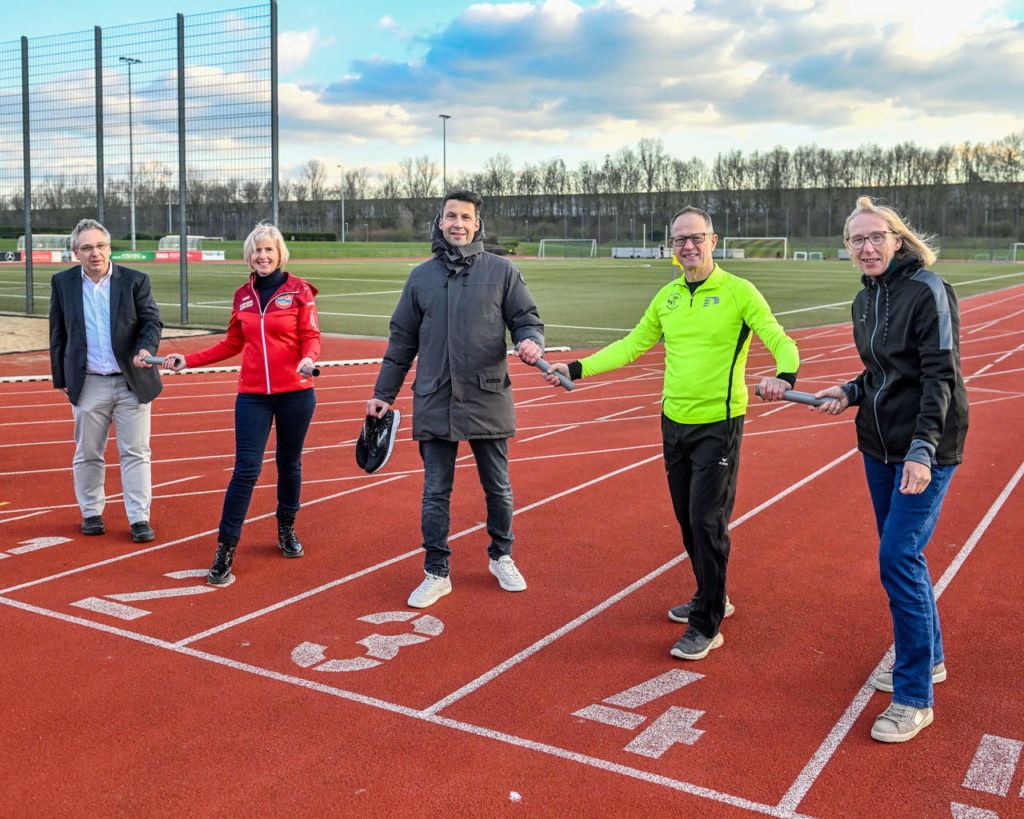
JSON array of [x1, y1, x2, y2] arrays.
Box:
[[337, 163, 345, 242], [120, 56, 142, 250], [439, 114, 451, 195]]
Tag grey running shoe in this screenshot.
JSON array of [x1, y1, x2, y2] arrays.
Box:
[[668, 596, 735, 623], [873, 662, 947, 693], [670, 627, 725, 660], [870, 703, 934, 743]]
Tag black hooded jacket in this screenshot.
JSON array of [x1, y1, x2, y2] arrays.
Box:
[[842, 255, 968, 466]]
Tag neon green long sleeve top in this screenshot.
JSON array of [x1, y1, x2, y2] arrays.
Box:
[[580, 263, 799, 424]]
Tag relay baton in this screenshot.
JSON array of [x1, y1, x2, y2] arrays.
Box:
[[532, 357, 574, 391], [142, 355, 165, 366], [755, 385, 826, 407], [299, 365, 321, 377]]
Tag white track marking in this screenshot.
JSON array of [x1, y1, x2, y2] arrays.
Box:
[[776, 460, 1024, 817], [604, 670, 704, 708], [962, 734, 1023, 796], [0, 593, 798, 817], [0, 476, 406, 596], [421, 450, 853, 718], [175, 455, 664, 646], [573, 704, 646, 730]]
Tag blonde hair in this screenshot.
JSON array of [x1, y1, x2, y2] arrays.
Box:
[[843, 196, 937, 267], [243, 222, 290, 268]]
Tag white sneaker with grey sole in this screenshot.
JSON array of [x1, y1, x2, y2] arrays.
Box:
[[408, 572, 452, 608], [489, 555, 527, 591]]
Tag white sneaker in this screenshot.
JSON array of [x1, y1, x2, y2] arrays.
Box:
[[408, 572, 452, 608], [489, 555, 527, 592]]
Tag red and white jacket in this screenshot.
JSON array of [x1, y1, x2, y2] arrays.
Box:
[[186, 272, 321, 394]]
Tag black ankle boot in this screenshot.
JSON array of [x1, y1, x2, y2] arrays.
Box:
[[207, 538, 238, 585], [277, 512, 304, 558]]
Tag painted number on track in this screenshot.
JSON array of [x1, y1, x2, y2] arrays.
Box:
[[573, 669, 707, 759], [292, 611, 444, 672], [70, 569, 231, 619]]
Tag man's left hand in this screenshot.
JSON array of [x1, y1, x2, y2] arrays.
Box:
[[756, 376, 790, 401], [516, 339, 542, 365]]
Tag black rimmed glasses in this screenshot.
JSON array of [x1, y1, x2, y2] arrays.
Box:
[[668, 233, 711, 247], [846, 231, 895, 250]]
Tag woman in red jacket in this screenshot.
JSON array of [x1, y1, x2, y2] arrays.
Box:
[[165, 223, 321, 585]]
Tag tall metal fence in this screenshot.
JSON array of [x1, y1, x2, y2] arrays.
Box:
[[0, 2, 276, 320]]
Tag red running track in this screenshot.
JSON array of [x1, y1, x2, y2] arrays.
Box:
[[1, 285, 1023, 817]]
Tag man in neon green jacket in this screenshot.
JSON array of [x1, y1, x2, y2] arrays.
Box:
[[545, 206, 799, 660]]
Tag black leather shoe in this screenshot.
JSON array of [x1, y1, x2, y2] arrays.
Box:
[[207, 541, 237, 585], [130, 521, 155, 543], [277, 513, 304, 558], [82, 516, 105, 535]]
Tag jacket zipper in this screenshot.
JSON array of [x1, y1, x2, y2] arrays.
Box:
[[252, 281, 272, 394], [868, 283, 889, 463]]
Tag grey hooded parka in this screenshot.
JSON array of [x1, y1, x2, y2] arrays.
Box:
[[373, 216, 544, 440]]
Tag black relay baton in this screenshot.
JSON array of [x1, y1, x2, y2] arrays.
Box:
[[755, 385, 827, 407]]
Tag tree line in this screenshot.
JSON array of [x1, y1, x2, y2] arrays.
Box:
[[4, 133, 1022, 245]]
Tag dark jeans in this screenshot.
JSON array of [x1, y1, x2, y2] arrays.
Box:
[[662, 414, 744, 638], [863, 454, 956, 708], [419, 437, 513, 577], [218, 389, 316, 543]]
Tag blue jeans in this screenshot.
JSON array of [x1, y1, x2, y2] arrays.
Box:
[[419, 437, 513, 577], [863, 454, 956, 708], [218, 389, 316, 543]]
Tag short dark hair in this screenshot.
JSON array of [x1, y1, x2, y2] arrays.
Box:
[[441, 189, 483, 218], [669, 206, 714, 234]]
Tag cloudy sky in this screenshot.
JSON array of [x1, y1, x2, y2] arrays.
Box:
[[15, 0, 1024, 179]]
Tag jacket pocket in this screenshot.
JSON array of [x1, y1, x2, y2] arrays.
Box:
[[413, 376, 441, 396], [477, 369, 510, 393]]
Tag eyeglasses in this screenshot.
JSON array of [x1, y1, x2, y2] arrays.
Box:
[[846, 231, 895, 250], [668, 233, 712, 247], [77, 243, 110, 254]]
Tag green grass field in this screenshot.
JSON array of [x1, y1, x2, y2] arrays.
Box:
[[3, 256, 1022, 350]]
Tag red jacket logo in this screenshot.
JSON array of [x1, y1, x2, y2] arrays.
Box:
[[274, 294, 294, 309]]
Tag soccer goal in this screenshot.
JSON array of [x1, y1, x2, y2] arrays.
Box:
[[1012, 242, 1024, 262], [537, 238, 597, 259], [721, 236, 789, 260]]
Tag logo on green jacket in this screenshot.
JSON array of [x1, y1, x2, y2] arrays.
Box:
[[703, 296, 720, 307], [666, 293, 681, 310]]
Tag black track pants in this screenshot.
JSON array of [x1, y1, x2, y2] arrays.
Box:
[[661, 414, 744, 638]]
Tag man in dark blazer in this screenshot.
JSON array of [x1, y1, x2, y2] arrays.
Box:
[[49, 218, 163, 542]]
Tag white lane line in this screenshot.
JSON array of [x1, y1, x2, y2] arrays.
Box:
[[0, 476, 407, 596], [422, 450, 856, 718], [175, 454, 664, 646], [776, 459, 1024, 817], [0, 592, 795, 817]]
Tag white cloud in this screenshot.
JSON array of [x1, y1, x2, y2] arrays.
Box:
[[280, 0, 1024, 169], [278, 29, 329, 74]]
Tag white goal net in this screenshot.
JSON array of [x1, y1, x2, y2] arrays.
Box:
[[537, 238, 597, 258], [720, 236, 789, 260]]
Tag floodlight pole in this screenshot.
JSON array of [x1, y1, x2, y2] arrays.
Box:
[[337, 163, 345, 242], [439, 114, 450, 195], [120, 56, 141, 251]]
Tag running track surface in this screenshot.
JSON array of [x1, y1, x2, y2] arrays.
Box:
[[1, 285, 1023, 817]]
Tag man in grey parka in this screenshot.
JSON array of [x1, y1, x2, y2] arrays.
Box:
[[366, 190, 544, 608]]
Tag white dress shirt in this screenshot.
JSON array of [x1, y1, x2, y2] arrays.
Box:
[[82, 264, 121, 375]]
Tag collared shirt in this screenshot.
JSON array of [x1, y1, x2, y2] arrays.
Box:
[[81, 264, 121, 375]]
